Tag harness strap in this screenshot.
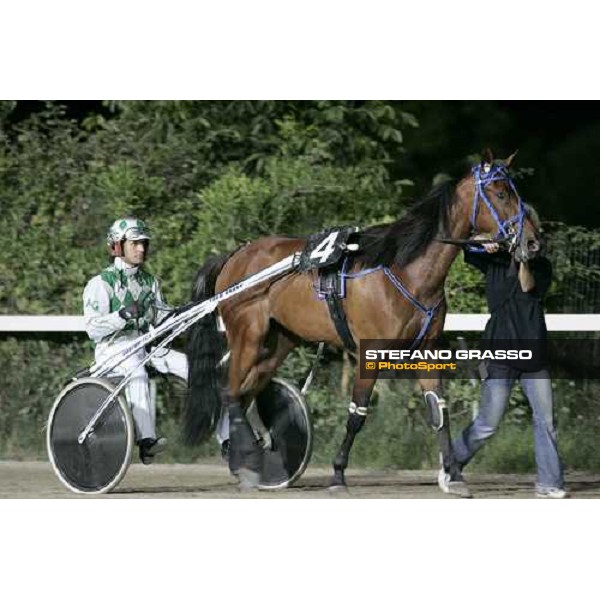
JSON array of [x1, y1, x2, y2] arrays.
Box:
[[345, 265, 383, 279], [383, 267, 429, 312], [319, 259, 357, 353], [326, 292, 357, 353], [382, 267, 445, 349], [317, 260, 444, 353]]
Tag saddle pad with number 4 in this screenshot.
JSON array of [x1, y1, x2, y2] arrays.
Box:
[[297, 226, 360, 272]]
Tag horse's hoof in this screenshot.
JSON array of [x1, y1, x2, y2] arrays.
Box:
[[438, 468, 472, 498], [238, 468, 261, 492], [329, 471, 348, 493]]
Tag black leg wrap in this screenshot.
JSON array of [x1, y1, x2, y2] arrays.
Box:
[[347, 412, 367, 435], [228, 401, 261, 475], [330, 412, 367, 488]]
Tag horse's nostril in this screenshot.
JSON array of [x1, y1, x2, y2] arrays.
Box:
[[528, 240, 540, 252]]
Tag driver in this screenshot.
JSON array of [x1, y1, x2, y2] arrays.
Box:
[[83, 217, 188, 465]]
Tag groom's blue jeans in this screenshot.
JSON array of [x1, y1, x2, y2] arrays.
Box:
[[452, 364, 564, 490]]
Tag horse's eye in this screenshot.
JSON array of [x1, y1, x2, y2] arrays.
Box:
[[496, 191, 507, 201]]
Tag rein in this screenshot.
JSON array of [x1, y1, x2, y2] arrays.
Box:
[[434, 236, 512, 250]]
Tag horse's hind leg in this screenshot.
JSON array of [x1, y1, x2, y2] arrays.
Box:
[[243, 330, 297, 450], [250, 327, 297, 395], [227, 316, 297, 489], [330, 368, 376, 489], [418, 376, 472, 498], [226, 312, 270, 489]]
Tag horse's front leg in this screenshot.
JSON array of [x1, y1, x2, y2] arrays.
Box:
[[418, 375, 472, 498], [330, 369, 376, 489]]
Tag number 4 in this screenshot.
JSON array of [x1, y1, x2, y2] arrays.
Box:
[[310, 232, 339, 263]]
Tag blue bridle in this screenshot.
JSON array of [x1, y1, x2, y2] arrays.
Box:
[[470, 163, 525, 251]]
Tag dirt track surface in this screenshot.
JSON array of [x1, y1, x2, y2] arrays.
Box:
[[1, 460, 600, 498]]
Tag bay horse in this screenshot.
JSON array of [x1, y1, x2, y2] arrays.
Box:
[[184, 149, 540, 495]]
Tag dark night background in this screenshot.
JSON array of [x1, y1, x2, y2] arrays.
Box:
[[401, 101, 600, 228]]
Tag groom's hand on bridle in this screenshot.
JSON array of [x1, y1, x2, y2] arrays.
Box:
[[472, 235, 499, 254]]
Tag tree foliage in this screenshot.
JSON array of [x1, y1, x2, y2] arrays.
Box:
[[0, 101, 413, 312]]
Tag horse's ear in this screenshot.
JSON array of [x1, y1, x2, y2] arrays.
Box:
[[504, 149, 519, 168], [481, 148, 494, 171]]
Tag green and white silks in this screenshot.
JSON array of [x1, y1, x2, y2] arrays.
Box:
[[83, 257, 184, 441]]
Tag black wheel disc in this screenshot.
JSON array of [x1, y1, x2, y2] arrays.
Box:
[[48, 378, 133, 494]]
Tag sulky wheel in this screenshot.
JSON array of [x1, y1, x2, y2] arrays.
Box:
[[254, 378, 313, 490], [47, 377, 134, 494]]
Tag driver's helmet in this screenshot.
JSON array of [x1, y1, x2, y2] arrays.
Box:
[[107, 217, 151, 256]]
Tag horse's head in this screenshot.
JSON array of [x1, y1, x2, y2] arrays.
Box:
[[466, 148, 540, 261]]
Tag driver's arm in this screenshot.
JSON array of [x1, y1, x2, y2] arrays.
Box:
[[83, 276, 127, 342]]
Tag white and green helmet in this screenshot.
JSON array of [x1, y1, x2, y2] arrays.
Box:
[[107, 217, 151, 246]]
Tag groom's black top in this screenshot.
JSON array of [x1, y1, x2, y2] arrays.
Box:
[[464, 250, 552, 371]]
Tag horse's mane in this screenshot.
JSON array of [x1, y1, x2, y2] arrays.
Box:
[[353, 180, 458, 269]]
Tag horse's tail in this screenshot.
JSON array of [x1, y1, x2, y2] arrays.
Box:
[[183, 252, 232, 445]]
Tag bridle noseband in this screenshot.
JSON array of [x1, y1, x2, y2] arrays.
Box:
[[470, 163, 525, 253]]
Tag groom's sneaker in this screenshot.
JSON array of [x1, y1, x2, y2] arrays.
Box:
[[536, 487, 568, 499], [438, 453, 472, 499], [438, 468, 472, 498]]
